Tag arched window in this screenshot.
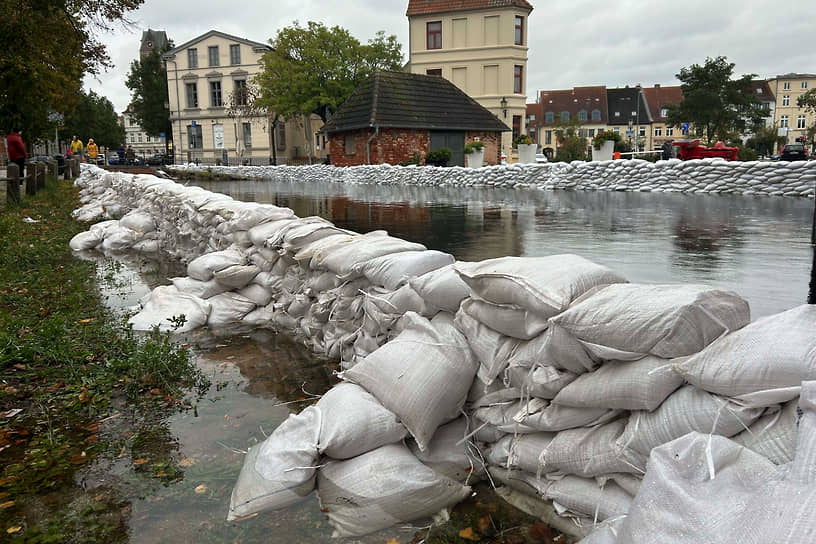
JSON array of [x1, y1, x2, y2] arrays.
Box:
[[578, 110, 588, 121], [591, 109, 601, 121], [545, 111, 554, 123], [561, 111, 570, 122]]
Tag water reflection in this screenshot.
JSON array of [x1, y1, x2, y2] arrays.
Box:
[[195, 179, 813, 317]]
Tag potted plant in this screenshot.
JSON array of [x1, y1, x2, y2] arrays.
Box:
[[424, 147, 452, 167], [514, 134, 537, 164], [464, 140, 485, 168], [591, 131, 620, 161]]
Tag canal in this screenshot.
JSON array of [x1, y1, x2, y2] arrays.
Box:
[[84, 179, 814, 543]]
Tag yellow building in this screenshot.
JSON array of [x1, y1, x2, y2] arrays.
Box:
[[768, 73, 816, 152], [406, 0, 533, 157]]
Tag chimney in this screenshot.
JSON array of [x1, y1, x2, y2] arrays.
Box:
[[654, 83, 661, 88]]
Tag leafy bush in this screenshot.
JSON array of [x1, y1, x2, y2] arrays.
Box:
[[592, 130, 621, 149], [398, 151, 422, 166], [737, 146, 759, 161], [425, 147, 452, 166], [464, 141, 485, 154], [513, 134, 534, 148]]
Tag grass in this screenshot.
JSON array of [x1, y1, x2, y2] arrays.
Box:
[[0, 177, 209, 542]]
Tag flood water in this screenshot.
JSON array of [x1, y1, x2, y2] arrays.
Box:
[[82, 178, 815, 543]]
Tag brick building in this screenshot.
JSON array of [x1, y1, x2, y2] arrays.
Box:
[[324, 71, 508, 167]]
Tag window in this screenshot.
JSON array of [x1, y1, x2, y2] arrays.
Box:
[[639, 126, 646, 137], [528, 114, 535, 121], [783, 95, 790, 106], [276, 123, 286, 150], [588, 129, 595, 138], [344, 134, 355, 155], [783, 81, 791, 90], [426, 68, 442, 76], [187, 124, 203, 149], [803, 81, 809, 89], [756, 88, 763, 94], [242, 122, 252, 148], [798, 115, 806, 129], [613, 127, 620, 134], [660, 107, 668, 117], [427, 21, 442, 49], [230, 44, 241, 65], [137, 134, 143, 143], [512, 115, 521, 141], [591, 109, 601, 121], [780, 115, 789, 128], [654, 127, 663, 137], [578, 110, 587, 121], [210, 81, 223, 107], [545, 130, 552, 145], [560, 111, 569, 122], [614, 111, 620, 117], [631, 111, 637, 117], [514, 65, 523, 94], [208, 46, 219, 67], [185, 82, 198, 108], [187, 48, 198, 69], [666, 127, 674, 136], [545, 111, 554, 123], [234, 79, 247, 106], [514, 16, 523, 45], [146, 135, 151, 143]]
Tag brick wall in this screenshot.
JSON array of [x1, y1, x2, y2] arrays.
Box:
[[465, 131, 502, 165]]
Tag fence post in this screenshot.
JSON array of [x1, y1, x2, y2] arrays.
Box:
[[6, 163, 20, 205], [37, 162, 46, 190], [25, 163, 37, 196], [47, 159, 57, 179]]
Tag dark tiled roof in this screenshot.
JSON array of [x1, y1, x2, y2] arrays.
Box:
[[606, 87, 653, 125], [536, 86, 608, 125], [323, 71, 510, 133], [406, 0, 533, 16], [642, 85, 683, 121], [751, 80, 775, 102]]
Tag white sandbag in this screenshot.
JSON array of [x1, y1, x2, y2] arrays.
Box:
[[131, 239, 159, 253], [341, 312, 477, 451], [410, 417, 485, 482], [504, 363, 578, 400], [617, 385, 764, 456], [225, 203, 294, 231], [69, 230, 103, 250], [732, 400, 799, 464], [206, 292, 257, 327], [242, 304, 275, 325], [252, 271, 282, 292], [552, 356, 684, 411], [119, 210, 156, 234], [552, 283, 750, 359], [312, 230, 426, 277], [460, 297, 549, 340], [88, 219, 120, 238], [286, 294, 311, 318], [100, 225, 137, 252], [248, 218, 296, 247], [227, 406, 321, 520], [214, 264, 260, 289], [543, 419, 647, 477], [264, 216, 331, 247], [454, 309, 516, 385], [187, 248, 246, 281], [353, 250, 454, 290], [237, 283, 273, 307], [545, 476, 633, 522], [674, 304, 816, 403], [486, 432, 556, 474], [507, 324, 597, 375], [409, 263, 472, 313], [293, 233, 354, 265], [472, 401, 540, 434], [128, 285, 210, 332], [467, 376, 523, 407], [454, 255, 627, 318], [171, 276, 229, 299], [317, 443, 471, 538], [280, 222, 349, 253], [316, 382, 407, 460], [303, 271, 338, 294], [519, 401, 620, 433]]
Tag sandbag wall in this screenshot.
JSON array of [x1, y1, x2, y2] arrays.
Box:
[[169, 158, 816, 197], [69, 165, 816, 540]]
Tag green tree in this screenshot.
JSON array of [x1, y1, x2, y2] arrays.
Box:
[[61, 90, 125, 149], [745, 125, 784, 157], [666, 56, 767, 145], [0, 1, 143, 142], [255, 22, 403, 158], [126, 46, 173, 139], [552, 119, 589, 162]]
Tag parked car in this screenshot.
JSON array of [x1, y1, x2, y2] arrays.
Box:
[[107, 153, 119, 165], [147, 153, 167, 166], [779, 143, 809, 161], [535, 153, 548, 163]]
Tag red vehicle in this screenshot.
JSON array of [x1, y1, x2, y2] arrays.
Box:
[[672, 139, 739, 161]]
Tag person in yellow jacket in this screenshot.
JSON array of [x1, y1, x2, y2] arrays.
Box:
[[86, 139, 99, 162], [70, 135, 84, 161]]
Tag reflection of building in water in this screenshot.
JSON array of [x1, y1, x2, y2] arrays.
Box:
[[268, 194, 331, 220]]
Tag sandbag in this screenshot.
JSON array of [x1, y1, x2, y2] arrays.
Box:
[[486, 432, 556, 474], [732, 400, 799, 465], [248, 218, 296, 247], [171, 276, 229, 299], [543, 419, 647, 477], [100, 225, 137, 252], [409, 263, 472, 313], [506, 324, 597, 375], [206, 292, 257, 327], [503, 363, 578, 400], [317, 443, 471, 537], [353, 250, 454, 290], [237, 283, 274, 307], [460, 297, 549, 340], [227, 406, 321, 520], [69, 230, 103, 250], [128, 285, 210, 332], [187, 248, 246, 281], [315, 382, 407, 459], [552, 283, 750, 359], [545, 476, 633, 522], [454, 308, 516, 385], [119, 210, 156, 234], [341, 312, 476, 451], [311, 230, 425, 277], [410, 417, 485, 482], [454, 255, 627, 317], [214, 264, 260, 289]]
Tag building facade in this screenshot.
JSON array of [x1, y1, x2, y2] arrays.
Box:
[[642, 84, 684, 150], [406, 0, 533, 156], [527, 86, 609, 157], [768, 73, 816, 152], [123, 106, 164, 159]]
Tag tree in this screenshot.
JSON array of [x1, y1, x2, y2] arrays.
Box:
[[226, 82, 278, 164], [126, 46, 173, 139], [255, 22, 403, 158], [745, 125, 784, 157], [666, 56, 767, 145], [551, 119, 589, 162], [61, 90, 125, 149], [0, 1, 143, 142]]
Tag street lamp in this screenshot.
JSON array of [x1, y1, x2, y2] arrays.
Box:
[[500, 96, 508, 119]]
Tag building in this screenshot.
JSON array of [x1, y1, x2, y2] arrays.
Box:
[[162, 30, 318, 165], [139, 29, 169, 60], [405, 0, 533, 156], [642, 84, 683, 149], [123, 105, 163, 158], [606, 86, 653, 152], [323, 71, 509, 167], [768, 73, 816, 152], [527, 86, 608, 157]]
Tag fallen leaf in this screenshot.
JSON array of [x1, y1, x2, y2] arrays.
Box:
[[194, 484, 207, 494], [459, 527, 478, 541], [149, 388, 161, 396], [6, 526, 21, 534], [86, 423, 101, 433], [178, 457, 196, 467], [155, 471, 167, 477], [133, 458, 148, 466], [12, 364, 25, 370], [529, 522, 553, 542], [70, 453, 87, 465], [77, 318, 94, 323], [78, 390, 91, 403], [86, 435, 99, 443], [386, 539, 401, 544], [232, 512, 258, 522], [0, 500, 14, 509]]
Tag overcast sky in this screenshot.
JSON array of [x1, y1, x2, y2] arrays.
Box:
[[84, 0, 816, 114]]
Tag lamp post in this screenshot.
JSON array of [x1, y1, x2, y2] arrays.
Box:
[[500, 96, 508, 119]]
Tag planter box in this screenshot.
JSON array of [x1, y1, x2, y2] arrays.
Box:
[[592, 140, 615, 161], [517, 144, 537, 164], [465, 148, 485, 168]]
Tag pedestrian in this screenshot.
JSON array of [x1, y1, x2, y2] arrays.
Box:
[[662, 140, 673, 160], [6, 127, 27, 180], [125, 146, 135, 165], [70, 135, 84, 162], [86, 138, 99, 163], [117, 143, 125, 164]]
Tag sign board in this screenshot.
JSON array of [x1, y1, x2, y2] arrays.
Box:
[[682, 122, 690, 132], [777, 127, 789, 137], [625, 130, 634, 136], [191, 120, 197, 127], [159, 132, 165, 138], [213, 124, 224, 149]]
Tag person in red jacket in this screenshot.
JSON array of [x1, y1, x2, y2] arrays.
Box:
[[6, 127, 27, 180]]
